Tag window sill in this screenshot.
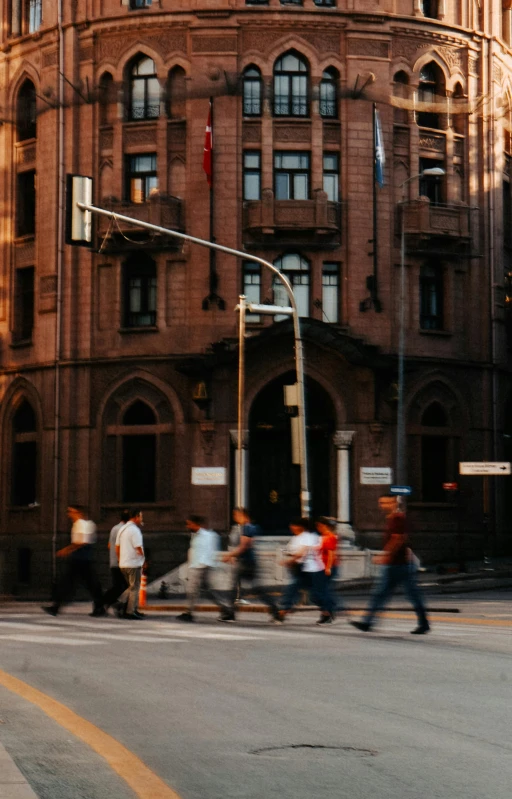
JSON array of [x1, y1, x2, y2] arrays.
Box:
[[119, 326, 159, 334], [418, 328, 452, 337], [10, 338, 33, 349]]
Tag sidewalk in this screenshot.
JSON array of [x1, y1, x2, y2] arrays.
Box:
[[0, 745, 38, 799]]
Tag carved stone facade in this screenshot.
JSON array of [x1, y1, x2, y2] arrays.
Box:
[[0, 1, 511, 596]]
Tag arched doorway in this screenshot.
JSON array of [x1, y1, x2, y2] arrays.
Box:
[[248, 372, 335, 532]]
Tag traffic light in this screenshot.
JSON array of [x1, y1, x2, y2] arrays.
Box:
[[65, 175, 93, 246]]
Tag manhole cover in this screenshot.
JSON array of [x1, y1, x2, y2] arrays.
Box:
[[250, 745, 377, 759]]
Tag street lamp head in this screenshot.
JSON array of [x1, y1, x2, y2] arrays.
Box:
[[421, 167, 445, 177]]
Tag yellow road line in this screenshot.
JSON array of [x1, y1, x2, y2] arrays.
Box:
[[0, 669, 182, 799], [356, 611, 512, 628]]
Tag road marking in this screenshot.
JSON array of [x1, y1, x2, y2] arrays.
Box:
[[0, 669, 183, 799], [0, 634, 102, 646]]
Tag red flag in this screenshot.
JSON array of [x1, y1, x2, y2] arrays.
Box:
[[203, 104, 213, 187]]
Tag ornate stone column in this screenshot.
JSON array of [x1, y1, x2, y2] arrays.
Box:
[[333, 431, 356, 544], [230, 429, 249, 508]]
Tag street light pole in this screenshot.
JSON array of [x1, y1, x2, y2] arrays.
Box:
[[76, 200, 311, 517], [397, 167, 445, 495]]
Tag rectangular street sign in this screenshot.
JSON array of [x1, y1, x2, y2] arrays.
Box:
[[360, 467, 393, 485], [191, 467, 227, 486], [390, 485, 412, 496], [459, 462, 511, 476]]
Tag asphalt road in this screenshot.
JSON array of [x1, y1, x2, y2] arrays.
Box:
[[1, 593, 512, 799]]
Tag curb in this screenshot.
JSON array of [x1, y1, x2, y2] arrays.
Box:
[[0, 744, 39, 798]]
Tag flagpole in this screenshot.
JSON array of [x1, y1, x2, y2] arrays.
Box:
[[372, 102, 382, 313]]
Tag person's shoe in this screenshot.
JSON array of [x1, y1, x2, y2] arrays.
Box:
[[316, 614, 334, 626], [132, 611, 145, 619], [42, 606, 58, 617], [411, 623, 430, 635], [123, 613, 144, 620], [89, 607, 107, 617], [176, 612, 194, 622], [115, 604, 128, 619], [350, 620, 372, 632], [218, 611, 235, 622]]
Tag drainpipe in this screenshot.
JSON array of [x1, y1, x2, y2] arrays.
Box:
[[52, 0, 65, 578]]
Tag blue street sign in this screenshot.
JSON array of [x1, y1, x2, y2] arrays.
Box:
[[390, 485, 412, 496]]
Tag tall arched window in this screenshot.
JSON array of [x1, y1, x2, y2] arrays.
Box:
[[128, 56, 160, 121], [168, 66, 186, 119], [393, 71, 409, 125], [243, 66, 262, 117], [122, 401, 156, 503], [16, 79, 36, 141], [418, 63, 445, 129], [319, 68, 338, 119], [99, 72, 116, 126], [273, 253, 310, 317], [11, 400, 37, 506], [273, 52, 309, 117]]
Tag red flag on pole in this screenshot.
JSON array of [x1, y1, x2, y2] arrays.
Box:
[[203, 103, 213, 187]]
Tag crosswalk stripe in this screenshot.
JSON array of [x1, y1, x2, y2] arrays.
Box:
[[0, 634, 103, 646]]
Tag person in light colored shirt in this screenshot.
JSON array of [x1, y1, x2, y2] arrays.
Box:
[[115, 508, 145, 619], [176, 515, 224, 623], [102, 510, 131, 612], [42, 506, 105, 617], [278, 518, 334, 623]]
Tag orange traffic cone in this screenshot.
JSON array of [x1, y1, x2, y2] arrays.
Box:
[[139, 571, 147, 608]]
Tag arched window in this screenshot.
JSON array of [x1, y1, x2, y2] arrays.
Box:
[[122, 401, 156, 503], [393, 71, 409, 124], [11, 400, 37, 506], [16, 79, 36, 141], [319, 68, 338, 119], [273, 52, 309, 117], [128, 56, 160, 121], [418, 62, 445, 129], [421, 0, 438, 18], [452, 82, 465, 135], [102, 382, 175, 506], [168, 66, 186, 119], [420, 263, 444, 330], [123, 253, 157, 328], [273, 253, 310, 317], [243, 65, 262, 117], [420, 403, 449, 502], [99, 72, 116, 126]]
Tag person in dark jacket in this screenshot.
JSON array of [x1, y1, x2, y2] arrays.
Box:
[[350, 495, 430, 635]]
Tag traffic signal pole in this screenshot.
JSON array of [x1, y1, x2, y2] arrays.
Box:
[[75, 200, 311, 517]]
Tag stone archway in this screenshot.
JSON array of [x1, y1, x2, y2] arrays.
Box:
[[248, 372, 336, 532]]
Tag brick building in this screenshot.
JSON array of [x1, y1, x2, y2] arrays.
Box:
[[1, 0, 512, 595]]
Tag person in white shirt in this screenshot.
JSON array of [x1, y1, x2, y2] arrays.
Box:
[[102, 510, 130, 612], [42, 506, 105, 617], [115, 507, 145, 619], [176, 515, 224, 623], [278, 518, 334, 622]]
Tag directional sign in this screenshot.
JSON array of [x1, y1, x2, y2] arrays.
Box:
[[459, 462, 511, 476], [390, 485, 412, 496], [360, 467, 393, 485]]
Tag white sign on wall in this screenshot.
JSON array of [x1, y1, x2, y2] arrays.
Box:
[[360, 467, 393, 485], [191, 467, 227, 486]]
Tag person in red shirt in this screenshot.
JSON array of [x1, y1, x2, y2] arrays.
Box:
[[350, 495, 430, 635], [315, 517, 342, 625]]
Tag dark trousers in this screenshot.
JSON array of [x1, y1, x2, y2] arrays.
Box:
[[364, 564, 429, 627], [327, 565, 344, 613], [103, 567, 129, 607], [223, 562, 277, 614], [52, 557, 104, 612], [280, 569, 333, 613]]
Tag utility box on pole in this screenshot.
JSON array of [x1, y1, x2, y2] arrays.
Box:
[[65, 175, 93, 245]]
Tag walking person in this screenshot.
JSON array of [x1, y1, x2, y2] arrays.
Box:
[[219, 507, 280, 622], [350, 495, 430, 635], [316, 517, 343, 623], [176, 515, 224, 622], [116, 508, 145, 620], [102, 510, 130, 615], [42, 506, 105, 617], [279, 518, 334, 624]]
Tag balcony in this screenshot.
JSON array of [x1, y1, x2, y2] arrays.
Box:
[[243, 189, 341, 248], [97, 193, 184, 251], [400, 199, 472, 256]]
